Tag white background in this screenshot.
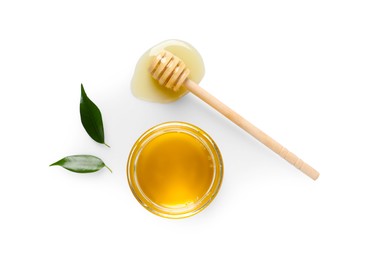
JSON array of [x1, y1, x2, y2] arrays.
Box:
[[1, 0, 368, 259]]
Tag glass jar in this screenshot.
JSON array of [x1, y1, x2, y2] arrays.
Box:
[[127, 122, 223, 219]]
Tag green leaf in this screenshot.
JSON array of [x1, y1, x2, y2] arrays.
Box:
[[50, 155, 112, 173], [80, 84, 109, 147]]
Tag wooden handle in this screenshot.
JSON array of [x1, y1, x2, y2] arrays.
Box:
[[184, 79, 320, 180]]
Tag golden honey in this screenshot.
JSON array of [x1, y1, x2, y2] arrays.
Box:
[[127, 122, 223, 218]]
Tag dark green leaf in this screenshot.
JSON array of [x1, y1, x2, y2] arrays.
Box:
[[50, 155, 112, 173], [80, 84, 109, 147]]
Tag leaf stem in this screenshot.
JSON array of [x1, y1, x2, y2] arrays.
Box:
[[104, 164, 113, 173], [104, 143, 110, 148]]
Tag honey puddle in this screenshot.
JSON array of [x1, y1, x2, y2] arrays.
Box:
[[131, 39, 205, 103]]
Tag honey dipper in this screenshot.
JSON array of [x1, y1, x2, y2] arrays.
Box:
[[149, 50, 320, 180]]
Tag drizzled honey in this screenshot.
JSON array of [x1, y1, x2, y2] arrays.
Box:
[[131, 39, 205, 103]]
